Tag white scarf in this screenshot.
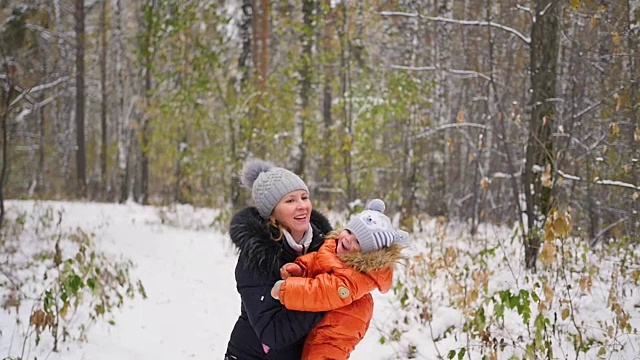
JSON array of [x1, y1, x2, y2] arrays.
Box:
[[283, 225, 313, 254]]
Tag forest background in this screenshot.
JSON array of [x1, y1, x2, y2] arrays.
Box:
[[1, 0, 640, 359]]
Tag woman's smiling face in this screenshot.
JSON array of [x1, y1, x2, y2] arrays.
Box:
[[336, 229, 361, 255], [270, 190, 312, 241]]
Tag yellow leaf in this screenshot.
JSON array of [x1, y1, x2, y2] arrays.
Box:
[[540, 241, 556, 265], [541, 164, 553, 188], [633, 192, 639, 202], [571, 0, 580, 10], [635, 128, 640, 142], [448, 137, 455, 151], [543, 282, 554, 302], [562, 307, 570, 320], [448, 281, 463, 296], [445, 246, 457, 265], [579, 276, 589, 293], [541, 172, 553, 188], [551, 211, 572, 237], [457, 111, 464, 123], [469, 288, 478, 302], [612, 31, 622, 47], [480, 177, 490, 190], [579, 277, 588, 293], [610, 122, 620, 136], [544, 223, 556, 242], [538, 301, 547, 313], [60, 301, 70, 318]]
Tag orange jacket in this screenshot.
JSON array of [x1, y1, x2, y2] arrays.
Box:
[[278, 238, 403, 360]]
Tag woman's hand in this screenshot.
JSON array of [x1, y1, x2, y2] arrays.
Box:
[[270, 280, 284, 300]]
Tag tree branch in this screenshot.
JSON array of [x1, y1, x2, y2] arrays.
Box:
[[379, 11, 531, 45], [557, 170, 640, 191], [390, 64, 492, 81], [415, 122, 491, 139]]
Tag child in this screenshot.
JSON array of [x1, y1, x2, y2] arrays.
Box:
[[270, 199, 408, 360]]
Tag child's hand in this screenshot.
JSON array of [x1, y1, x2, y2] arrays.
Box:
[[280, 263, 304, 279], [270, 280, 284, 300]]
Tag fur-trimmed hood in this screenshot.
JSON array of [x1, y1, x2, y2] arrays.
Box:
[[338, 242, 405, 273], [229, 206, 332, 278]]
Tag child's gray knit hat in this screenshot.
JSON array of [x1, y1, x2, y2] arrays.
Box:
[[241, 159, 309, 218], [345, 199, 409, 253]]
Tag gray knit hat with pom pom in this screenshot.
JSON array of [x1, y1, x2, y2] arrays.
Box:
[[241, 159, 309, 218], [345, 199, 410, 253]]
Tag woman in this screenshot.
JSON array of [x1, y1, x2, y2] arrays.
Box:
[[224, 159, 333, 360]]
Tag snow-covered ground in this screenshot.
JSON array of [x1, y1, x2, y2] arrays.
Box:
[[1, 200, 639, 359]]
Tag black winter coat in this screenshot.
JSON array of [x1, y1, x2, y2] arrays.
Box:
[[225, 207, 333, 360]]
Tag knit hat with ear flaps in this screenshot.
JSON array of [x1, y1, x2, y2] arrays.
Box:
[[345, 199, 410, 254], [241, 159, 309, 219]]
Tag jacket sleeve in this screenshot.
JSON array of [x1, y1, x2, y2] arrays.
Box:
[[293, 252, 319, 277], [279, 267, 388, 311], [237, 271, 324, 350]]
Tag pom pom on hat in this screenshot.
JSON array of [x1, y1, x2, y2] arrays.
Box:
[[345, 199, 409, 253], [241, 159, 274, 189], [367, 198, 385, 213], [240, 159, 309, 219]]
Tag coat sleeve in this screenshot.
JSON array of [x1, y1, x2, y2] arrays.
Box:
[[237, 268, 324, 350], [293, 252, 319, 277], [278, 267, 388, 311]]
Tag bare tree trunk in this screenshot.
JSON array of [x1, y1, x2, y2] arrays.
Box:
[[139, 0, 157, 205], [53, 0, 74, 194], [100, 0, 109, 198], [523, 0, 560, 271], [0, 71, 14, 228], [400, 4, 420, 229], [75, 0, 86, 198], [113, 0, 129, 203], [485, 0, 526, 245], [338, 3, 354, 204], [252, 0, 269, 91], [37, 90, 45, 195], [230, 0, 253, 212], [626, 0, 639, 236], [292, 0, 314, 175], [32, 53, 47, 196], [319, 1, 335, 206], [434, 0, 453, 216]]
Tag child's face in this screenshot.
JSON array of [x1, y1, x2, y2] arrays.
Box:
[[336, 229, 361, 255]]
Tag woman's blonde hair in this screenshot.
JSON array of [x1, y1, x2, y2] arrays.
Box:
[[268, 217, 284, 241]]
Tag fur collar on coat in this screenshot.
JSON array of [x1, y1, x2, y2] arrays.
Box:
[[338, 242, 405, 273], [229, 206, 333, 278]]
